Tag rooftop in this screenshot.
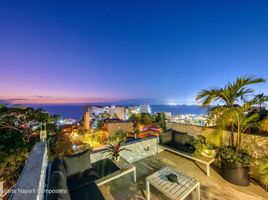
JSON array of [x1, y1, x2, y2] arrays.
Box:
[[99, 151, 268, 200]]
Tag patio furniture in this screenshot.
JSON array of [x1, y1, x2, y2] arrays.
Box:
[[159, 130, 215, 176], [96, 157, 136, 186], [146, 167, 200, 200], [47, 150, 137, 200], [47, 150, 120, 200]]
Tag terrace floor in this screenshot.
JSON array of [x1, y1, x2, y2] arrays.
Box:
[[99, 150, 268, 200]]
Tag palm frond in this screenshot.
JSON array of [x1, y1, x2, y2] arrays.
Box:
[[196, 87, 223, 106], [241, 113, 259, 133], [233, 75, 266, 88], [260, 116, 268, 132], [257, 159, 268, 189]]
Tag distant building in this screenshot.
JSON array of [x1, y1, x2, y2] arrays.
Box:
[[87, 104, 152, 121], [107, 121, 134, 134], [128, 106, 140, 114], [58, 118, 77, 125], [61, 124, 79, 134], [84, 112, 90, 131], [109, 106, 126, 120], [88, 106, 109, 117], [140, 104, 152, 114], [170, 114, 209, 126], [155, 112, 172, 119]]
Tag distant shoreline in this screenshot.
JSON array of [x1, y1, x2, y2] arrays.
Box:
[[25, 104, 210, 120]]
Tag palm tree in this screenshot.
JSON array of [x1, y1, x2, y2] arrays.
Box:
[[211, 102, 259, 153], [196, 75, 265, 146], [254, 93, 268, 115]]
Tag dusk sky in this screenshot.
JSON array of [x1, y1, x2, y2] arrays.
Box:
[[1, 0, 268, 104]]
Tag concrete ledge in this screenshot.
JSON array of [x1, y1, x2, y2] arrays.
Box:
[[90, 137, 158, 163], [10, 142, 47, 200]]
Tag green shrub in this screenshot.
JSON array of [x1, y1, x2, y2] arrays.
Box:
[[217, 146, 251, 166], [0, 149, 28, 185], [191, 135, 213, 155], [108, 130, 127, 143], [256, 159, 268, 189]]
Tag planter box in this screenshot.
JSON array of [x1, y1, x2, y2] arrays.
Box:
[[222, 161, 250, 186]]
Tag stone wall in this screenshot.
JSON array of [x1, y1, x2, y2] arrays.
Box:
[[90, 137, 158, 163], [166, 122, 268, 161]]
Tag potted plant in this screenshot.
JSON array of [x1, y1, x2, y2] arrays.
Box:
[[196, 75, 264, 186], [191, 135, 216, 158], [213, 102, 259, 186], [106, 137, 129, 162], [105, 130, 129, 162], [217, 146, 251, 186]]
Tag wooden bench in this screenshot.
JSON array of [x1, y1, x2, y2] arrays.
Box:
[[159, 144, 215, 176]]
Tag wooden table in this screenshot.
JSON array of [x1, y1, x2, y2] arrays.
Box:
[[146, 167, 200, 200], [96, 157, 136, 186]]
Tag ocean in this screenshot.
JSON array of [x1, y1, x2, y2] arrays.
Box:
[[30, 104, 209, 120]]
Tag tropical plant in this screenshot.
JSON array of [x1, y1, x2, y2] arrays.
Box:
[[105, 137, 129, 160], [260, 117, 268, 133], [47, 135, 57, 160], [254, 93, 268, 116], [108, 130, 127, 143], [54, 135, 73, 158], [130, 113, 154, 127], [211, 102, 259, 153], [153, 112, 166, 131], [217, 146, 251, 166], [191, 135, 214, 156], [0, 105, 59, 144], [196, 75, 265, 146], [0, 149, 28, 186], [0, 105, 59, 186], [256, 159, 268, 189], [82, 130, 102, 148]]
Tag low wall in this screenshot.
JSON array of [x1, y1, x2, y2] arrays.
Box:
[[166, 122, 268, 161], [90, 137, 158, 163], [10, 142, 47, 200]]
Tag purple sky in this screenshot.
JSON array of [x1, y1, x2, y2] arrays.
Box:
[[0, 1, 268, 104]]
